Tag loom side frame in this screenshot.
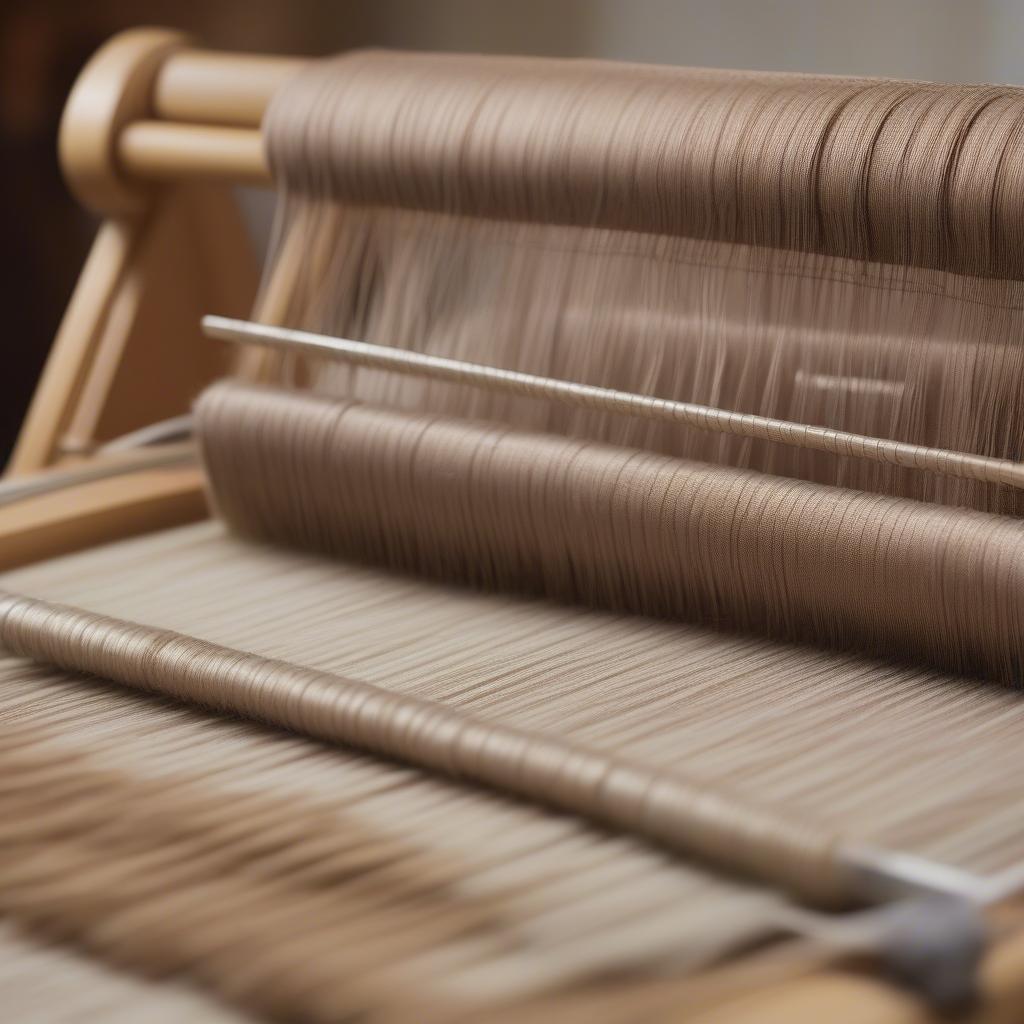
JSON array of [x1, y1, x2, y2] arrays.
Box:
[[2, 27, 1023, 1023], [5, 29, 272, 476]]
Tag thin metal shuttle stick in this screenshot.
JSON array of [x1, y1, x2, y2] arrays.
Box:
[[0, 444, 196, 509], [202, 316, 1024, 491]]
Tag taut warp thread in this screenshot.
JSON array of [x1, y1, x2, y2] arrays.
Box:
[[198, 380, 1024, 683], [261, 51, 1024, 513]]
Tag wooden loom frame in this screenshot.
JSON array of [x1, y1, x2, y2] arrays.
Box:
[[3, 27, 1024, 1022]]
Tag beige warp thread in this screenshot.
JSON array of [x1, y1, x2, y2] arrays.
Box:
[[264, 53, 1024, 279], [0, 725, 495, 1023], [0, 590, 846, 908], [261, 51, 1024, 512]]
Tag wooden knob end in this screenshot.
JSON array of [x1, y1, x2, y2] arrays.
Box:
[[58, 27, 192, 216]]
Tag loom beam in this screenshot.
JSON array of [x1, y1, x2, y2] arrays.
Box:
[[60, 28, 290, 214], [7, 29, 269, 490]]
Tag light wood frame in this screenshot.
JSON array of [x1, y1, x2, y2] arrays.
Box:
[[2, 27, 1021, 1022]]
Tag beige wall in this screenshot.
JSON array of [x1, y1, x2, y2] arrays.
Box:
[[583, 0, 1002, 81], [336, 0, 1021, 85]]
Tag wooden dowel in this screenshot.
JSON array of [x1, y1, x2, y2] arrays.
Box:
[[113, 48, 305, 186], [118, 122, 270, 185], [152, 50, 305, 128], [58, 30, 293, 210]]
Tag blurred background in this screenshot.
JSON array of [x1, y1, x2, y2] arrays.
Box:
[[4, 0, 1024, 460]]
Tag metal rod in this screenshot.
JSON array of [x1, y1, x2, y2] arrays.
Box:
[[840, 844, 993, 906], [0, 445, 196, 509], [202, 316, 1024, 491], [99, 415, 195, 453]]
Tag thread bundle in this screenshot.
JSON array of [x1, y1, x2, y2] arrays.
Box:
[[198, 381, 1024, 682]]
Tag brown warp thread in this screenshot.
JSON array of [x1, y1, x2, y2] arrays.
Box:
[[197, 380, 1024, 683], [264, 52, 1024, 280], [0, 721, 513, 1023]]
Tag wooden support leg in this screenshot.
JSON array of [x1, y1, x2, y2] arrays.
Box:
[[7, 182, 259, 474]]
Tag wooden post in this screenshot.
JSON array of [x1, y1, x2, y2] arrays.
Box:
[[8, 29, 261, 475]]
